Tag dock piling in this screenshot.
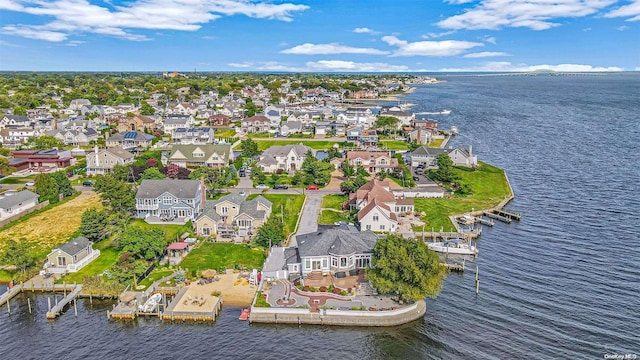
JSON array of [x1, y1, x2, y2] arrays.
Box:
[[6, 298, 10, 314], [74, 298, 78, 317], [27, 297, 32, 314], [48, 297, 51, 312], [475, 266, 480, 295]]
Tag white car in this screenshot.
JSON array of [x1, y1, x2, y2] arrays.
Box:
[[255, 184, 269, 190], [25, 181, 35, 187], [239, 190, 246, 196]]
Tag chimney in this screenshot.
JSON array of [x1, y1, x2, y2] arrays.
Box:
[[469, 144, 473, 157], [94, 145, 99, 167], [200, 176, 206, 211]]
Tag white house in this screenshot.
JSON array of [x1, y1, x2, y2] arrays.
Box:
[[86, 146, 134, 175], [257, 144, 311, 173], [0, 190, 39, 221]]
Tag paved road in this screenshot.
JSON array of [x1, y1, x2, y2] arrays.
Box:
[[289, 193, 323, 247]]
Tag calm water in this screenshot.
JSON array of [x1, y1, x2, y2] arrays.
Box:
[[2, 75, 639, 359]]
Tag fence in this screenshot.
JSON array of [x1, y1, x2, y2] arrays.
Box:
[[0, 200, 50, 228]]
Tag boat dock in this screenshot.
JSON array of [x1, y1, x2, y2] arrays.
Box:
[[484, 211, 512, 223], [47, 285, 82, 319], [493, 208, 521, 221], [442, 263, 465, 272]]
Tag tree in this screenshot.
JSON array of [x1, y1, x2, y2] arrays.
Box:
[[140, 167, 165, 180], [29, 135, 63, 150], [93, 174, 136, 214], [51, 170, 74, 197], [117, 227, 166, 260], [340, 161, 355, 178], [139, 101, 155, 115], [164, 163, 182, 179], [375, 116, 400, 133], [80, 208, 109, 242], [0, 157, 16, 175], [430, 153, 456, 183], [240, 138, 259, 158], [366, 235, 446, 302], [146, 158, 159, 168], [355, 164, 369, 178], [13, 106, 26, 116], [253, 216, 285, 248], [34, 173, 60, 203], [0, 239, 36, 273]]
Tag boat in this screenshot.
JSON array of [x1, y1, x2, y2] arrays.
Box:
[[415, 109, 452, 115], [138, 293, 162, 313], [450, 126, 459, 135], [428, 239, 478, 255], [440, 109, 451, 115], [455, 214, 476, 225], [239, 308, 250, 320]]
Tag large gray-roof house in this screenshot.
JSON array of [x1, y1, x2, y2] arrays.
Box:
[[194, 193, 272, 238], [0, 190, 39, 221], [284, 225, 379, 277], [43, 236, 100, 274], [135, 179, 204, 223], [411, 145, 477, 168], [257, 144, 311, 173], [162, 144, 233, 169]]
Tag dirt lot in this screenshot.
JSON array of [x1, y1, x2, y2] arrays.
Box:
[[178, 269, 258, 307]]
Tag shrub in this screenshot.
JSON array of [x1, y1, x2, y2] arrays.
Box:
[[303, 285, 310, 292], [296, 284, 303, 290], [211, 291, 221, 297], [351, 306, 360, 310], [319, 286, 327, 292], [340, 290, 348, 296], [328, 284, 335, 292], [310, 287, 318, 292], [332, 288, 341, 294]]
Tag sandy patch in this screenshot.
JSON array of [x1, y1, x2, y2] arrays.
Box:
[[181, 270, 258, 307]]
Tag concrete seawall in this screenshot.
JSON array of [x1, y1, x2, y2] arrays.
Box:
[[249, 300, 426, 326]]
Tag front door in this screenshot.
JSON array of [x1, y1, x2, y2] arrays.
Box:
[[178, 210, 186, 218], [312, 260, 321, 270]]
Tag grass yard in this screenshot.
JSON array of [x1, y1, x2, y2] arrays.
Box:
[[127, 218, 194, 242], [246, 193, 305, 236], [379, 140, 410, 150], [0, 193, 101, 262], [414, 162, 511, 231], [137, 269, 175, 289], [0, 269, 14, 283], [180, 243, 266, 272], [319, 210, 350, 225], [321, 194, 347, 210], [255, 140, 342, 151], [429, 138, 445, 148], [57, 239, 119, 284], [213, 128, 237, 138], [0, 175, 35, 184]]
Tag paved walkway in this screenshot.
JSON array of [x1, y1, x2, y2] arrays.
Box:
[[290, 193, 323, 247]]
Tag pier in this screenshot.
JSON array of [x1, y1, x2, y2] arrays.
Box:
[[442, 263, 465, 272], [484, 211, 512, 223], [47, 285, 82, 319]]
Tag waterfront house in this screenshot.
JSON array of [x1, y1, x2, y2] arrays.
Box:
[[411, 145, 477, 168], [346, 151, 399, 174], [194, 193, 272, 238], [43, 236, 100, 274], [256, 144, 311, 173], [135, 179, 205, 223], [0, 190, 39, 221], [162, 144, 233, 168], [289, 225, 378, 276], [348, 179, 414, 233], [86, 146, 134, 175]]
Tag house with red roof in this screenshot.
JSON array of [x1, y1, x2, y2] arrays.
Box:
[[348, 179, 414, 233]]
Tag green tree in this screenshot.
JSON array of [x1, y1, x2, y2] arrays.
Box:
[[117, 227, 166, 260], [93, 174, 136, 214], [375, 116, 400, 133], [340, 161, 355, 178], [29, 135, 64, 149], [240, 138, 259, 158], [0, 157, 16, 175], [140, 167, 165, 180], [253, 216, 285, 248], [51, 170, 74, 197], [430, 153, 456, 183], [34, 173, 60, 203], [356, 164, 369, 178], [366, 235, 446, 302], [139, 101, 155, 115], [13, 106, 26, 116], [0, 239, 36, 273], [80, 208, 109, 242]]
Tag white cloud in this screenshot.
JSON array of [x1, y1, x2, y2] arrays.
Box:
[[281, 43, 389, 55], [65, 40, 85, 46], [1, 25, 69, 42], [483, 36, 496, 44], [583, 27, 592, 31], [305, 60, 411, 72], [421, 30, 456, 39], [0, 0, 309, 41], [382, 35, 484, 56], [353, 27, 378, 34], [438, 0, 618, 30], [635, 67, 640, 71], [605, 0, 640, 21], [463, 51, 511, 58], [445, 0, 475, 4], [228, 62, 253, 68], [617, 25, 629, 31], [438, 61, 624, 72], [201, 35, 216, 40]]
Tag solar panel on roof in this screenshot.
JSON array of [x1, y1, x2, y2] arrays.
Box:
[[124, 132, 137, 139]]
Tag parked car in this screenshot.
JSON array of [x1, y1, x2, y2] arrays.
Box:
[[25, 181, 35, 187], [412, 176, 419, 181], [273, 184, 288, 190], [239, 190, 246, 196], [306, 185, 319, 190], [82, 181, 93, 187], [239, 169, 246, 177], [255, 184, 269, 190]]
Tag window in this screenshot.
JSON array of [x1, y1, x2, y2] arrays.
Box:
[[322, 258, 328, 269], [340, 257, 347, 267], [202, 227, 211, 236], [221, 206, 228, 215], [373, 214, 379, 222], [57, 256, 67, 266], [291, 157, 295, 161], [331, 257, 338, 267], [366, 225, 371, 230], [193, 152, 204, 157], [163, 196, 172, 205], [305, 259, 311, 270], [380, 225, 385, 230]]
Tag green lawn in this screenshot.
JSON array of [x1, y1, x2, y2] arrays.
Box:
[[0, 269, 15, 283], [57, 239, 119, 284], [0, 176, 35, 184], [127, 218, 194, 242], [429, 138, 444, 148], [137, 269, 175, 289], [319, 210, 350, 225], [321, 194, 347, 210], [180, 243, 266, 272], [414, 162, 511, 231], [214, 128, 237, 138], [379, 140, 409, 150], [255, 140, 342, 151], [246, 193, 305, 236]]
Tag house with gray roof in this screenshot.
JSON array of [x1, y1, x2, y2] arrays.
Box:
[[43, 236, 100, 274], [106, 131, 155, 151], [257, 144, 311, 173], [135, 179, 205, 223], [287, 225, 379, 276], [0, 190, 39, 221], [162, 143, 233, 168], [411, 145, 477, 168], [86, 146, 134, 175], [194, 193, 272, 238]]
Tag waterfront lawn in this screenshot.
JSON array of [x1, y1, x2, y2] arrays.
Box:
[[246, 193, 304, 236], [137, 269, 174, 289], [428, 138, 444, 148], [180, 243, 266, 272], [127, 218, 194, 242], [414, 162, 511, 231], [255, 140, 342, 151], [0, 269, 15, 283], [0, 193, 100, 262], [321, 194, 347, 210], [57, 239, 119, 284], [379, 140, 409, 150]]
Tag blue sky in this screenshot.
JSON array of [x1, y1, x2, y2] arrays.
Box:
[[1, 0, 639, 72]]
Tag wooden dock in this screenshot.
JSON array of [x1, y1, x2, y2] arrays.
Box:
[[442, 263, 465, 272], [484, 211, 512, 223], [493, 208, 521, 221], [46, 285, 82, 319]]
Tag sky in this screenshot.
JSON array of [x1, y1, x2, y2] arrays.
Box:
[[0, 0, 639, 72]]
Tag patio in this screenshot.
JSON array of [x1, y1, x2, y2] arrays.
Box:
[[145, 216, 189, 225]]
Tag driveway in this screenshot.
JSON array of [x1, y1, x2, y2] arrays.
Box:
[[289, 192, 323, 247]]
